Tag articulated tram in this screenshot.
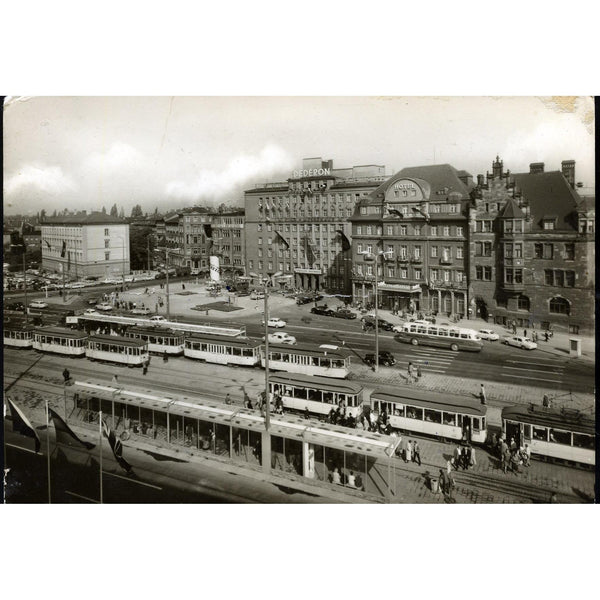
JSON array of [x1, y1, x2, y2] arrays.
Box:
[[370, 388, 488, 444], [502, 404, 595, 467], [4, 325, 35, 348], [269, 373, 364, 417]]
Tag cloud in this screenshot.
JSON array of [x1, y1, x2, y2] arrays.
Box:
[[83, 141, 144, 172], [165, 144, 293, 201], [4, 163, 78, 196]]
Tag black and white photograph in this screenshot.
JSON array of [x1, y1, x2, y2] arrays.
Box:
[[3, 96, 595, 505]]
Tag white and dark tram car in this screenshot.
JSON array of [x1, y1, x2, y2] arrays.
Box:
[[124, 326, 185, 355], [184, 333, 261, 367], [86, 334, 149, 367], [370, 388, 488, 444], [33, 326, 88, 356], [502, 404, 595, 467], [4, 324, 35, 349]]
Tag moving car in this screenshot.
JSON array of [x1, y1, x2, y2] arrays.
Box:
[[361, 316, 394, 331], [296, 294, 324, 305], [333, 308, 357, 320], [364, 351, 396, 367], [95, 302, 113, 312], [150, 315, 167, 323], [29, 300, 48, 309], [263, 331, 297, 345], [262, 317, 287, 328], [311, 305, 335, 316], [478, 329, 500, 341], [502, 335, 537, 350], [131, 307, 152, 315]]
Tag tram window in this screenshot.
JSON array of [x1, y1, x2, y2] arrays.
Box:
[[443, 412, 457, 426], [310, 356, 318, 366], [523, 424, 531, 439], [271, 352, 282, 361], [232, 347, 241, 356], [394, 404, 405, 417], [308, 388, 321, 401], [572, 433, 594, 450], [201, 343, 208, 351], [323, 391, 334, 404], [291, 386, 306, 399], [406, 407, 423, 420], [549, 428, 571, 445], [424, 409, 441, 423], [532, 426, 547, 441], [321, 358, 331, 368], [472, 418, 480, 431], [225, 346, 232, 355], [332, 359, 344, 368], [481, 417, 486, 430]]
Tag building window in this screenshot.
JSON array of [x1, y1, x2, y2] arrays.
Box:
[[456, 270, 464, 283], [430, 226, 437, 236], [400, 245, 407, 258], [475, 242, 492, 257], [105, 239, 110, 248], [456, 226, 463, 237], [366, 226, 373, 235], [549, 297, 570, 315], [356, 226, 362, 235], [565, 271, 575, 287], [360, 207, 367, 215], [414, 268, 422, 280], [475, 266, 482, 280], [517, 296, 530, 311], [543, 219, 555, 230], [366, 265, 373, 276], [258, 238, 262, 245], [443, 226, 450, 237], [544, 269, 553, 285], [400, 225, 407, 236], [104, 228, 109, 236], [357, 243, 363, 254], [414, 246, 421, 259], [555, 271, 564, 287], [443, 270, 450, 282], [105, 252, 110, 261], [248, 260, 254, 270], [565, 243, 575, 260], [387, 266, 395, 278], [400, 268, 408, 279], [430, 269, 438, 281], [414, 225, 421, 235], [484, 267, 492, 281], [456, 247, 463, 259], [386, 226, 393, 236], [431, 246, 438, 258]]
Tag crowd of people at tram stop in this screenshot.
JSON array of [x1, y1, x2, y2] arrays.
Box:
[[488, 431, 532, 474], [508, 319, 554, 343]]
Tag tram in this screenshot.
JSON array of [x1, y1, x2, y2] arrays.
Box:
[[262, 343, 351, 379], [33, 327, 88, 356], [268, 373, 364, 417], [184, 334, 261, 366], [4, 325, 35, 348], [370, 388, 488, 444], [86, 334, 149, 367], [395, 323, 483, 352], [502, 404, 595, 467], [124, 326, 185, 355]]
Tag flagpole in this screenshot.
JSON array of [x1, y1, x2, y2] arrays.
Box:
[[99, 410, 103, 504], [46, 400, 51, 504]]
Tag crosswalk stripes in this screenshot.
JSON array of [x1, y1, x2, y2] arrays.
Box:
[[396, 347, 458, 374], [500, 358, 564, 384]]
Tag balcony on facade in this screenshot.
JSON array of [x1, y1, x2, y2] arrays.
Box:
[[500, 281, 525, 293], [439, 256, 453, 265]]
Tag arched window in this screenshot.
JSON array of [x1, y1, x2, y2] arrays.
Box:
[[517, 295, 530, 311], [549, 297, 570, 315]]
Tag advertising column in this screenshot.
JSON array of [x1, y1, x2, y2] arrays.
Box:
[[209, 255, 221, 282]]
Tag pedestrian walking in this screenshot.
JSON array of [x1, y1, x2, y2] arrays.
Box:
[[479, 383, 487, 405], [225, 393, 232, 405], [182, 283, 186, 291], [413, 440, 421, 466], [416, 364, 422, 379], [544, 331, 549, 342], [463, 445, 471, 470], [406, 440, 412, 463], [523, 329, 527, 338], [453, 444, 462, 469], [62, 367, 70, 383], [407, 362, 414, 383]]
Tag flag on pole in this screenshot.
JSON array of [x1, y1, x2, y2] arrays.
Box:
[[44, 239, 52, 249], [102, 420, 133, 473], [60, 241, 66, 258], [274, 231, 290, 249], [6, 396, 41, 453], [67, 249, 71, 271], [304, 236, 316, 266], [49, 407, 95, 450], [336, 230, 351, 251]]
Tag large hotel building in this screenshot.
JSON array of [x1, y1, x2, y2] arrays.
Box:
[[243, 157, 387, 294]]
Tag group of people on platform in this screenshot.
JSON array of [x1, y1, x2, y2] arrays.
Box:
[[451, 443, 477, 470], [490, 433, 531, 474]]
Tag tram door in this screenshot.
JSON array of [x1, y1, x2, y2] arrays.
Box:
[[462, 417, 472, 443], [505, 421, 521, 448]]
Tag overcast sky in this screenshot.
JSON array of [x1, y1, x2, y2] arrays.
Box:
[[3, 96, 595, 216]]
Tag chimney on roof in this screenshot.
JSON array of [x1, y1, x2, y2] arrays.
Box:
[[529, 162, 544, 174], [561, 160, 575, 189], [477, 174, 484, 187]]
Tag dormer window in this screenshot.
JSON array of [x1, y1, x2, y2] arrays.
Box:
[[542, 218, 556, 231]]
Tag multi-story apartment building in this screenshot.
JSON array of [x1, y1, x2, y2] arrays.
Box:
[[350, 164, 473, 315], [469, 157, 594, 334], [244, 157, 387, 293], [211, 210, 245, 278], [41, 212, 130, 279]]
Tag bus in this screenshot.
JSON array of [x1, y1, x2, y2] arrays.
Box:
[[395, 322, 483, 352], [268, 373, 364, 417], [370, 388, 488, 444]]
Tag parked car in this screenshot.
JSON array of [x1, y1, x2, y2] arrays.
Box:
[[311, 305, 335, 317], [131, 307, 152, 315], [263, 331, 297, 345], [150, 315, 168, 323], [478, 329, 499, 341], [29, 300, 48, 309], [84, 308, 99, 315], [502, 335, 537, 350], [236, 290, 251, 297], [364, 351, 396, 367], [296, 294, 324, 305], [262, 317, 287, 328], [361, 316, 395, 331], [95, 302, 113, 312], [5, 301, 25, 312], [87, 297, 100, 305], [333, 308, 357, 320]]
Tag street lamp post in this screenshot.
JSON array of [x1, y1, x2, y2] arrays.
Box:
[[361, 250, 393, 373]]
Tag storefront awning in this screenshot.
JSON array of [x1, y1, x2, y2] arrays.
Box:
[[378, 283, 422, 294]]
